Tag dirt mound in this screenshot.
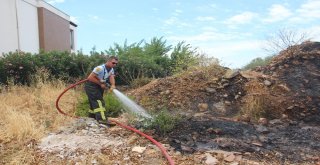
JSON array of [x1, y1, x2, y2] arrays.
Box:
[[128, 65, 248, 117], [257, 41, 320, 123]]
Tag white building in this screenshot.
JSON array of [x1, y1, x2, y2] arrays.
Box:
[[0, 0, 77, 55]]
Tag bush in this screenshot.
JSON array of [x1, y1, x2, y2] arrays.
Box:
[[75, 93, 90, 117], [2, 52, 36, 85], [148, 109, 180, 134], [105, 93, 123, 117]]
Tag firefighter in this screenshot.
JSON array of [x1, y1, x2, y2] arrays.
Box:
[[84, 56, 118, 126]]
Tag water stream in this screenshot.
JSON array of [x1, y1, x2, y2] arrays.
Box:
[[112, 89, 153, 119]]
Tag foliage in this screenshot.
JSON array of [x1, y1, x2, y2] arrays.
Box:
[[0, 51, 107, 85], [1, 51, 36, 85], [170, 41, 199, 74], [106, 37, 200, 85], [148, 109, 180, 134], [0, 37, 202, 85], [105, 93, 123, 117], [75, 93, 90, 117], [242, 55, 274, 70]]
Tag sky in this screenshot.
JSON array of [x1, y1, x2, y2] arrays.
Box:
[[46, 0, 320, 68]]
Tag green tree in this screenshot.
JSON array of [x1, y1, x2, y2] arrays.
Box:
[[242, 55, 274, 70], [144, 37, 172, 77], [170, 41, 199, 74]]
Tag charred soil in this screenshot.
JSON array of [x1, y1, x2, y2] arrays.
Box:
[[128, 42, 320, 164]]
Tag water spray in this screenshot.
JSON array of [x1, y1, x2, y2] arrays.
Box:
[[112, 89, 153, 119]]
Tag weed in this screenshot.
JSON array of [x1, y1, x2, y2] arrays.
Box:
[[105, 93, 123, 117], [147, 109, 180, 135]]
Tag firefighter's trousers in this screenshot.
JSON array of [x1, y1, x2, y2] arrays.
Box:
[[84, 81, 108, 121]]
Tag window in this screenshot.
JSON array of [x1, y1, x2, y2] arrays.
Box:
[[70, 29, 74, 50]]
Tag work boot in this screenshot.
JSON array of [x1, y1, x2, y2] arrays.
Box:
[[98, 120, 116, 127]]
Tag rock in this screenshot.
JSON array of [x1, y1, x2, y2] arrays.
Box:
[[224, 101, 231, 105], [258, 135, 269, 143], [198, 103, 209, 111], [287, 106, 294, 110], [205, 153, 218, 165], [213, 102, 226, 114], [205, 87, 216, 93], [181, 145, 193, 153], [281, 114, 288, 119], [224, 153, 236, 162], [255, 125, 269, 134], [240, 115, 251, 122], [269, 119, 283, 125], [251, 141, 263, 147], [224, 69, 240, 79], [132, 146, 146, 153], [258, 118, 268, 126], [263, 80, 272, 86], [234, 94, 240, 100]]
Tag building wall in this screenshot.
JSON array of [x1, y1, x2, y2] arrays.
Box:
[[0, 0, 76, 55], [0, 0, 19, 55], [17, 0, 40, 53], [38, 7, 70, 52]]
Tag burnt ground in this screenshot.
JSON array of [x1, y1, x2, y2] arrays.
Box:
[[127, 41, 320, 164], [160, 115, 320, 164]]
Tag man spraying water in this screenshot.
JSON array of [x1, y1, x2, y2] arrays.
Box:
[[84, 56, 118, 126]]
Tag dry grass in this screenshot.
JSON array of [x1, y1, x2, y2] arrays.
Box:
[[240, 80, 277, 120], [0, 69, 81, 164]]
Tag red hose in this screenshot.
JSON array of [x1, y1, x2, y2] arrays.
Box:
[[55, 79, 175, 165]]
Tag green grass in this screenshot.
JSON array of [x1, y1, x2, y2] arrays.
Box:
[[143, 109, 180, 135]]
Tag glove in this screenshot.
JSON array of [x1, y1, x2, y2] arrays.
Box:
[[109, 85, 116, 93]]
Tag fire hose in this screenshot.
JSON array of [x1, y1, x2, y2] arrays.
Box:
[[55, 79, 175, 165]]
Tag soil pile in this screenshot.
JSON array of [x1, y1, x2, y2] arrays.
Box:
[[257, 41, 320, 122], [128, 64, 248, 117]]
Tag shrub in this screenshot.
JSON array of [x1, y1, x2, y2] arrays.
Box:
[[2, 52, 36, 85], [148, 109, 180, 134], [105, 93, 123, 117]]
